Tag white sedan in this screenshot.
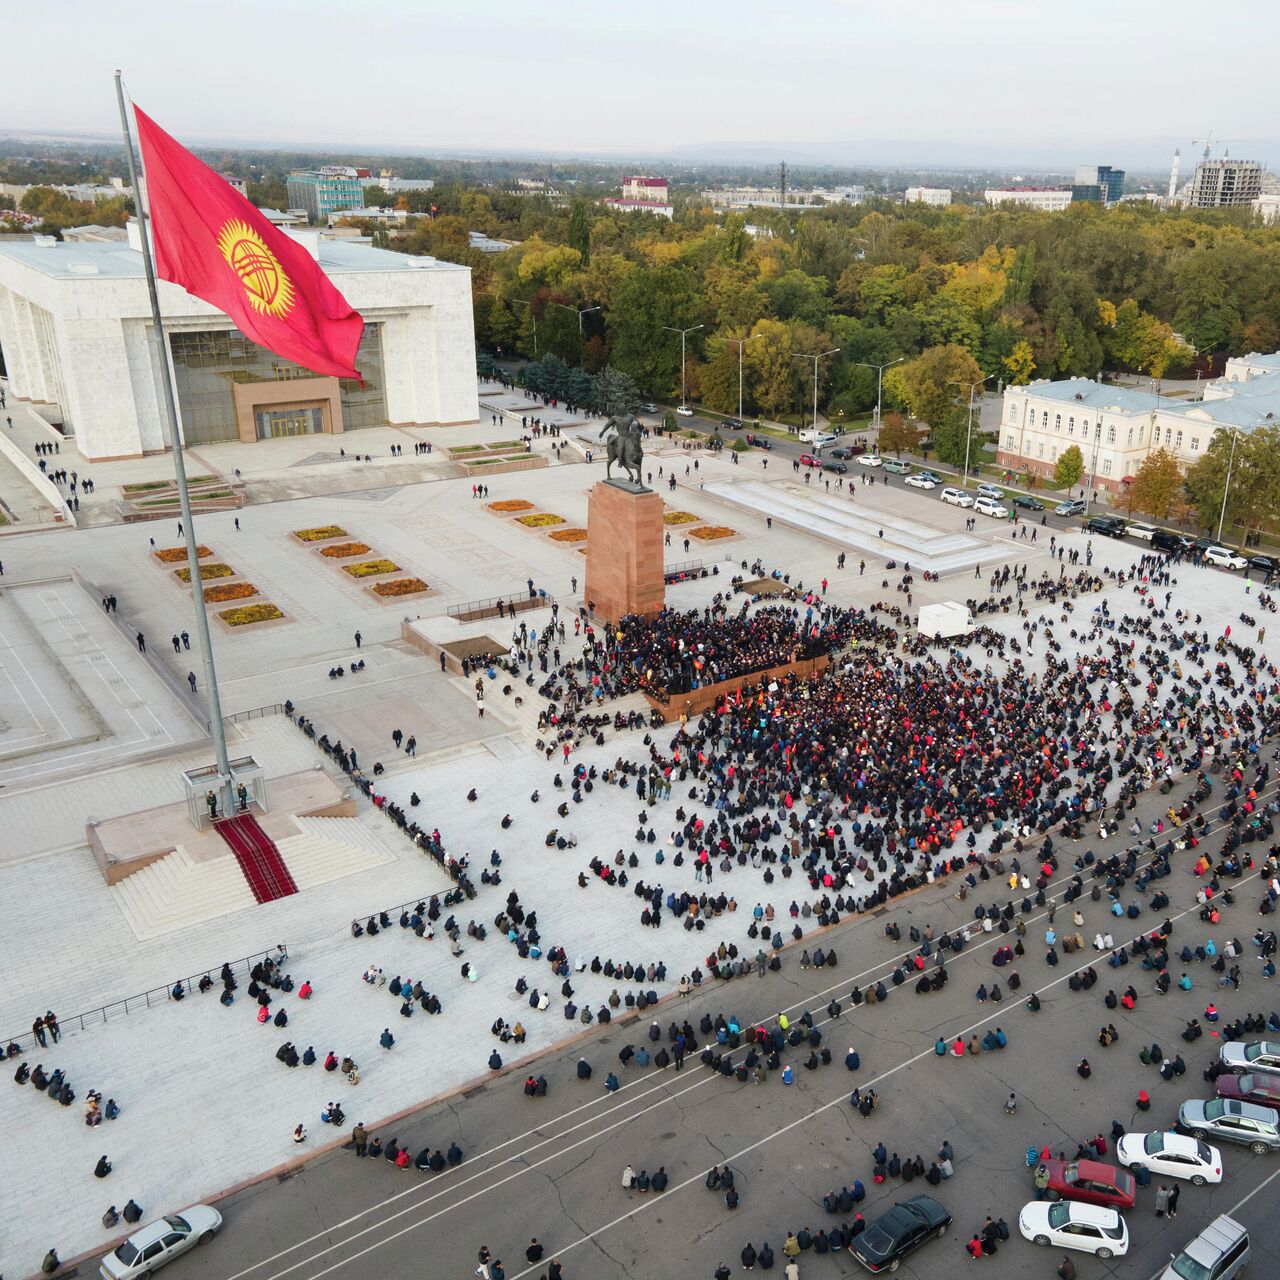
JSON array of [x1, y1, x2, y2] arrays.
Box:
[[1116, 1131, 1223, 1185], [1018, 1202, 1129, 1260], [856, 452, 883, 467], [1204, 545, 1248, 570], [675, 406, 694, 417], [99, 1207, 223, 1279], [939, 486, 974, 508], [904, 473, 938, 490]]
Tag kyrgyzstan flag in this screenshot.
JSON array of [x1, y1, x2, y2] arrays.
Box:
[[134, 106, 363, 381]]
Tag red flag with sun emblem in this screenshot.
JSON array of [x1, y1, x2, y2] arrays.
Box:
[[133, 106, 363, 381]]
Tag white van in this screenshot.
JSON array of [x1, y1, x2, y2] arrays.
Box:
[[1127, 522, 1157, 542], [799, 429, 838, 447]]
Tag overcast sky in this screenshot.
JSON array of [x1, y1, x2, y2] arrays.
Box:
[[5, 0, 1277, 165]]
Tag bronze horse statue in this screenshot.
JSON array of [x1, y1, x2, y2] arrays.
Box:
[[599, 414, 644, 486]]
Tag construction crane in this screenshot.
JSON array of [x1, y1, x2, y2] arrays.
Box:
[[1192, 131, 1219, 161]]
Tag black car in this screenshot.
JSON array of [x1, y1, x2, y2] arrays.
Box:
[[1152, 529, 1190, 554], [1086, 515, 1127, 538], [1013, 495, 1045, 511], [829, 447, 852, 460], [744, 433, 772, 450], [848, 1195, 951, 1273], [1250, 554, 1279, 576], [722, 417, 743, 431], [822, 461, 848, 474]]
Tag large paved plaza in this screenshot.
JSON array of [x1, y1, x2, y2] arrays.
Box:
[[0, 381, 1277, 1280]]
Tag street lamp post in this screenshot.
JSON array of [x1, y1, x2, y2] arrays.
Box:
[[548, 302, 603, 334], [793, 348, 841, 434], [1216, 427, 1242, 544], [512, 299, 537, 356], [661, 323, 703, 410], [946, 374, 993, 484], [710, 334, 764, 421], [854, 357, 904, 430]]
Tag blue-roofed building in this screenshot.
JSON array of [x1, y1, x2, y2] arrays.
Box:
[[999, 370, 1280, 496], [0, 222, 477, 458]]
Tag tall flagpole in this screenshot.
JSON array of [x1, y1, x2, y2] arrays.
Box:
[[115, 70, 233, 816]]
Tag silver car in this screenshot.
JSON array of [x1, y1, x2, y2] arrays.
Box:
[[1219, 1040, 1280, 1076], [99, 1207, 222, 1279], [1178, 1098, 1280, 1154]]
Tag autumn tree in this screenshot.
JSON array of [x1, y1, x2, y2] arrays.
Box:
[[890, 344, 984, 469], [1003, 340, 1036, 385], [1127, 448, 1184, 519], [877, 412, 921, 456], [743, 319, 796, 419], [1184, 425, 1280, 542], [1054, 445, 1085, 491]]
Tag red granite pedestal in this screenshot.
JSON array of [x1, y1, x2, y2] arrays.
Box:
[[584, 481, 665, 621]]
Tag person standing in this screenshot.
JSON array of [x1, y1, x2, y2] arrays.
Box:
[[1166, 1184, 1179, 1218], [354, 630, 362, 649], [32, 1015, 47, 1048], [1155, 1185, 1170, 1218], [352, 1122, 367, 1156]]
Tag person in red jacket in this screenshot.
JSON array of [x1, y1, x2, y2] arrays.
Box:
[[966, 1234, 983, 1259]]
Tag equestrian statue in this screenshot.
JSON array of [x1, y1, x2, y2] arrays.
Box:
[[599, 413, 645, 487]]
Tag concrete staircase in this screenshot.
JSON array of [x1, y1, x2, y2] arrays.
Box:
[[111, 846, 257, 941], [273, 815, 397, 891]]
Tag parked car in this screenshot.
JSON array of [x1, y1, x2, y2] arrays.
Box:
[[1220, 1040, 1280, 1077], [940, 486, 974, 508], [1126, 521, 1157, 542], [1086, 515, 1127, 538], [857, 452, 883, 467], [822, 461, 848, 475], [1204, 545, 1248, 570], [905, 473, 938, 490], [99, 1207, 223, 1280], [1152, 529, 1192, 554], [1017, 1202, 1128, 1260], [974, 496, 1010, 519], [829, 447, 853, 460], [638, 403, 658, 414], [1055, 499, 1087, 517], [1215, 1072, 1280, 1108], [1158, 1213, 1250, 1280], [721, 417, 743, 431], [1039, 1158, 1136, 1210], [917, 469, 942, 483], [675, 405, 693, 416], [744, 433, 772, 450], [976, 482, 1004, 499], [1013, 494, 1045, 511], [1177, 1098, 1280, 1154], [1116, 1131, 1223, 1185], [882, 459, 912, 475], [1249, 553, 1278, 575], [847, 1195, 951, 1273], [798, 453, 822, 468]]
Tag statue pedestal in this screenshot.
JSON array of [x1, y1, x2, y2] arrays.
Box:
[[584, 481, 665, 622]]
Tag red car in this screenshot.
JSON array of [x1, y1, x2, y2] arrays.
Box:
[[798, 453, 822, 467], [1215, 1072, 1280, 1107], [1041, 1159, 1136, 1210]]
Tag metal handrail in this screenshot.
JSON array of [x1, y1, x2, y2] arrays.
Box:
[[664, 558, 705, 581], [448, 588, 554, 622], [0, 946, 282, 1051]]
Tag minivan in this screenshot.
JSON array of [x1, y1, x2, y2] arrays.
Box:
[[1127, 522, 1157, 542], [1160, 1213, 1249, 1280], [882, 459, 912, 475]]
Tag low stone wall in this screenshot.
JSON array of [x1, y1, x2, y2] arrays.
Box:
[[643, 653, 830, 722]]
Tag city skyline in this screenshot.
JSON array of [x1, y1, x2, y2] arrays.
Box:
[[3, 0, 1277, 168]]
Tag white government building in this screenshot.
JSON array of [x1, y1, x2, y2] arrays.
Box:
[[997, 355, 1280, 496], [0, 222, 478, 460]]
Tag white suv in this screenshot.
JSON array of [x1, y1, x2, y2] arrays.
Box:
[[1204, 546, 1247, 570], [973, 496, 1009, 519], [940, 486, 973, 508], [1127, 522, 1157, 542]]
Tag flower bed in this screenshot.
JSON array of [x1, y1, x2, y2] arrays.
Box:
[[292, 525, 348, 542], [663, 511, 698, 525], [220, 603, 284, 626], [690, 525, 737, 540], [319, 542, 371, 559], [155, 545, 212, 562], [516, 512, 564, 527], [488, 499, 534, 513], [343, 558, 401, 578], [549, 528, 588, 543], [175, 563, 233, 582], [204, 581, 258, 604], [370, 577, 430, 598]]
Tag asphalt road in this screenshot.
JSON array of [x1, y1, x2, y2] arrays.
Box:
[[159, 762, 1280, 1280]]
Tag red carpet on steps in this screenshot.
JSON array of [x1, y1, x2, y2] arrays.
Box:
[[215, 813, 298, 903]]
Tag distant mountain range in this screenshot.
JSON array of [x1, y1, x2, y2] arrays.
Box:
[[1, 127, 1274, 177]]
